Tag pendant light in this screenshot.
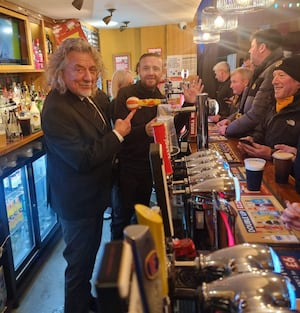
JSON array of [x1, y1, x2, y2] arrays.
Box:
[[201, 6, 238, 32], [216, 0, 275, 13], [193, 26, 221, 44]]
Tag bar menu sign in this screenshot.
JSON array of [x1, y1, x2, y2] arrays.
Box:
[[166, 54, 197, 78], [231, 195, 300, 246]]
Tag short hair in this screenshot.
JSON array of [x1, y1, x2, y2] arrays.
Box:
[[111, 69, 134, 98], [250, 28, 282, 51], [138, 52, 162, 63], [46, 37, 104, 94], [213, 61, 230, 73], [231, 67, 253, 82]]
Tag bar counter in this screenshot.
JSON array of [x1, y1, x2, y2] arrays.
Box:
[[0, 130, 43, 157], [189, 137, 300, 248], [228, 138, 300, 205], [190, 139, 300, 205]]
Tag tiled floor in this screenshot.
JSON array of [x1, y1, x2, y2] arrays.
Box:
[[11, 218, 111, 313]]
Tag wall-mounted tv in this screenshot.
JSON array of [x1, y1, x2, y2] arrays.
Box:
[[0, 10, 30, 65]]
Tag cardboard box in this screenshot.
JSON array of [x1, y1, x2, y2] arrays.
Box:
[[52, 19, 87, 45]]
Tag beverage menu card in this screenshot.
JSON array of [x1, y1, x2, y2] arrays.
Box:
[[231, 192, 300, 246]]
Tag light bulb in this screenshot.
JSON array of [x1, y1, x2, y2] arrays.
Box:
[[236, 0, 251, 6], [214, 15, 225, 28]]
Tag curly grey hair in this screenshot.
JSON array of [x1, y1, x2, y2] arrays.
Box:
[[46, 37, 104, 94]]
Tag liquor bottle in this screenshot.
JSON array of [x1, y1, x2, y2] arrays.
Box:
[[33, 40, 39, 70], [46, 33, 53, 54], [7, 109, 21, 142], [0, 118, 7, 147], [30, 100, 41, 133], [22, 81, 31, 111], [36, 39, 44, 69], [33, 39, 44, 69]]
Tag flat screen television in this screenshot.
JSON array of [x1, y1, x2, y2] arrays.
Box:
[[0, 11, 29, 65]]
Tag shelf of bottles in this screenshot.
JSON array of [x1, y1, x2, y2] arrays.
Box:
[[0, 76, 44, 148]]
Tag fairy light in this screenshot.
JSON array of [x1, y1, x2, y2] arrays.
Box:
[[273, 0, 300, 7]]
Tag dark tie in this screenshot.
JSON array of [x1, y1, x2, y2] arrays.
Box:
[[83, 97, 108, 131]]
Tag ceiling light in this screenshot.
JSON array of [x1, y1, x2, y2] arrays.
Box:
[[193, 26, 220, 44], [72, 0, 84, 10], [201, 6, 238, 32], [120, 21, 130, 32], [103, 8, 116, 25], [216, 0, 275, 13]]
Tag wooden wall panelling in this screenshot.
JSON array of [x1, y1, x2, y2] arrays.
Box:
[[166, 23, 197, 56]]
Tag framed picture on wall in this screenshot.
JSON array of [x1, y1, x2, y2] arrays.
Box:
[[113, 53, 131, 71]]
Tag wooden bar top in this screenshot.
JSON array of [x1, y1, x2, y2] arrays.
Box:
[[0, 131, 43, 157], [190, 138, 300, 248], [227, 139, 300, 206], [190, 138, 300, 205], [263, 161, 300, 205]]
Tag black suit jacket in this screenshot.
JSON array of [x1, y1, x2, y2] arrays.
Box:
[[41, 89, 121, 220]]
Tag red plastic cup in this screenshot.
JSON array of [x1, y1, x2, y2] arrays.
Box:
[[152, 122, 173, 176]]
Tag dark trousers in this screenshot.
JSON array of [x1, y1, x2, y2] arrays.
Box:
[[111, 167, 153, 240], [60, 215, 103, 313]]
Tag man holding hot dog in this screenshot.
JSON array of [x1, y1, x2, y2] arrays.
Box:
[[112, 52, 202, 239]]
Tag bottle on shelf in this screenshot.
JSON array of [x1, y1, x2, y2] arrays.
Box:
[[29, 100, 41, 133], [12, 82, 22, 108], [22, 81, 31, 112], [46, 33, 53, 55], [7, 108, 21, 142], [0, 114, 7, 147], [33, 38, 44, 70], [0, 88, 6, 107]]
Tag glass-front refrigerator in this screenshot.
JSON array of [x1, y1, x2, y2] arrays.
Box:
[[3, 166, 35, 272], [0, 139, 60, 309], [32, 155, 57, 241]]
